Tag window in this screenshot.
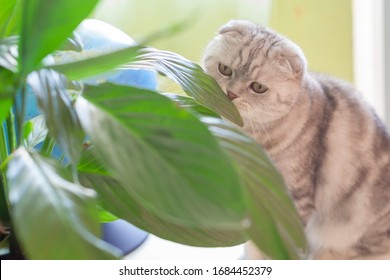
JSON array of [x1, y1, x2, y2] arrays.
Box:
[[353, 0, 389, 126]]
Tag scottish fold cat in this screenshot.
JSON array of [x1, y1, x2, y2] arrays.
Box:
[[203, 20, 390, 259]]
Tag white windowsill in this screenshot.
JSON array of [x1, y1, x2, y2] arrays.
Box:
[[124, 234, 245, 260]]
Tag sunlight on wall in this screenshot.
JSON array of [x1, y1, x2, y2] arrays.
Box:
[[93, 0, 271, 63], [92, 0, 353, 84], [270, 0, 353, 82]]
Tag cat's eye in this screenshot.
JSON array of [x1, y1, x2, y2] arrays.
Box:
[[218, 63, 233, 77], [250, 82, 268, 94]]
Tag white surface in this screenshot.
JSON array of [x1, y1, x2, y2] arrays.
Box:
[[124, 234, 245, 260]]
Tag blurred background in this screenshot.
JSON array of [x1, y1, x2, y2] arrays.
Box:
[[92, 0, 389, 126]]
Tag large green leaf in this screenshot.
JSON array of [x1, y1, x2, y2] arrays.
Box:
[[129, 48, 243, 126], [27, 69, 84, 167], [203, 118, 307, 259], [164, 93, 306, 257], [0, 99, 12, 126], [6, 147, 120, 259], [0, 0, 22, 38], [18, 0, 100, 75], [48, 43, 242, 126], [75, 83, 245, 228], [162, 92, 220, 119], [78, 148, 248, 247]]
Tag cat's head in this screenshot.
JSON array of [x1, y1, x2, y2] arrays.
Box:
[[203, 20, 307, 124]]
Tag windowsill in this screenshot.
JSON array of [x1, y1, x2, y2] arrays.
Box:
[[124, 234, 245, 260]]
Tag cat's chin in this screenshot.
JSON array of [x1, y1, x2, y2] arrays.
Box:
[[231, 99, 271, 121], [238, 110, 279, 125]]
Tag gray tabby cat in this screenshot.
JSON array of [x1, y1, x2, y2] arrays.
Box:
[[203, 20, 390, 259]]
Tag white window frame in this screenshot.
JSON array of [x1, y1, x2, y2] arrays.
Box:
[[352, 0, 388, 125], [385, 0, 390, 126]]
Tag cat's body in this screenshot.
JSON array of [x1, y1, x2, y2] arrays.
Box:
[[203, 20, 390, 259]]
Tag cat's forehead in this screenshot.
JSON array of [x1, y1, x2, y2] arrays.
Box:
[[213, 29, 283, 76], [218, 21, 277, 44], [219, 27, 281, 57], [204, 20, 306, 81], [218, 20, 269, 38]]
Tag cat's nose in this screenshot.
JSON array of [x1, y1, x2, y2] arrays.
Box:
[[227, 91, 238, 100]]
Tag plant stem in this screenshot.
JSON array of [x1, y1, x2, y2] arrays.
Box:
[[15, 82, 27, 148], [6, 109, 16, 153], [0, 122, 9, 164], [41, 134, 56, 157], [0, 122, 10, 237], [0, 120, 11, 228], [0, 173, 10, 228]]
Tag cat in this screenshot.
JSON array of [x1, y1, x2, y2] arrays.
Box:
[[202, 20, 390, 259]]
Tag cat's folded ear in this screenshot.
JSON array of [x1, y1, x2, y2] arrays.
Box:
[[218, 20, 257, 38], [275, 44, 307, 79]]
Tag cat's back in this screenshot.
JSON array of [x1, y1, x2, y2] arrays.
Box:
[[307, 71, 390, 203], [309, 71, 390, 157], [304, 72, 390, 259]]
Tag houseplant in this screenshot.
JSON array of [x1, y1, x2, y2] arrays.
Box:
[[0, 0, 306, 259]]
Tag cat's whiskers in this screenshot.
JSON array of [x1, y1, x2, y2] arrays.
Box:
[[246, 102, 272, 146]]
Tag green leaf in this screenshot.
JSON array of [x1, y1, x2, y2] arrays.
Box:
[[162, 92, 220, 118], [76, 83, 245, 228], [40, 133, 56, 158], [27, 69, 84, 167], [0, 99, 12, 125], [0, 0, 22, 38], [0, 67, 15, 123], [0, 116, 10, 164], [25, 115, 47, 148], [48, 45, 141, 81], [128, 48, 243, 126], [6, 147, 120, 259], [78, 148, 247, 247], [0, 0, 16, 35], [22, 119, 33, 142], [203, 118, 307, 259], [98, 207, 118, 223], [18, 0, 100, 75]]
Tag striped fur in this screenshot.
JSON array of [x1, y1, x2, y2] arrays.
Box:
[[203, 20, 390, 259]]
